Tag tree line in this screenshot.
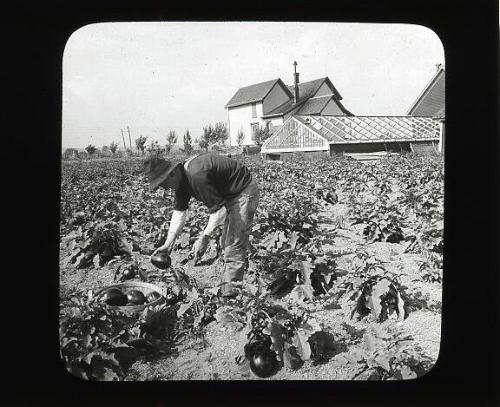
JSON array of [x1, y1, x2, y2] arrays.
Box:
[[64, 121, 272, 159]]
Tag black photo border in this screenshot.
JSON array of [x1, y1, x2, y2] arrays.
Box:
[[2, 0, 498, 406]]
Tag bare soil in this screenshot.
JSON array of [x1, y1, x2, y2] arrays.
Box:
[[60, 190, 442, 381]]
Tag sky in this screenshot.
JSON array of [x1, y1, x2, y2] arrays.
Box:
[[62, 22, 444, 149]]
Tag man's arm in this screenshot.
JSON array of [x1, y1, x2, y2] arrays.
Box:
[[153, 210, 187, 255], [203, 206, 226, 236], [192, 206, 226, 260]]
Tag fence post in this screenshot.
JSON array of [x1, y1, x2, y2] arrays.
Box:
[[121, 129, 127, 151]]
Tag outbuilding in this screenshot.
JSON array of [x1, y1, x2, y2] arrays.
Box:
[[261, 114, 441, 161], [261, 64, 445, 161], [407, 64, 445, 154]]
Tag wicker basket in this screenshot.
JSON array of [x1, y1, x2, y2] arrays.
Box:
[[95, 281, 165, 314]]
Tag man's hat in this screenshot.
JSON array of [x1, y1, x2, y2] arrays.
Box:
[[143, 155, 179, 190]]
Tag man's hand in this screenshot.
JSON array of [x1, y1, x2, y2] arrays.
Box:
[[152, 210, 186, 258], [192, 234, 210, 261], [151, 244, 171, 258]]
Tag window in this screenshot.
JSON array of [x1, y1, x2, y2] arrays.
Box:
[[265, 121, 271, 131], [251, 123, 259, 142], [251, 103, 257, 118]]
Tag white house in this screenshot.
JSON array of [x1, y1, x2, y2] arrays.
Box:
[[225, 63, 353, 146]]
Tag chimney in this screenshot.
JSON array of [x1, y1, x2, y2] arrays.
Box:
[[293, 61, 299, 103], [435, 63, 443, 72]]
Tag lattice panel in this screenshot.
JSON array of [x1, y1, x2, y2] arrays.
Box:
[[308, 116, 439, 142], [307, 116, 346, 142], [264, 118, 326, 149]]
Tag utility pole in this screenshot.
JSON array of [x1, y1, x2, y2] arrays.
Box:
[[127, 126, 132, 150], [121, 129, 127, 150]]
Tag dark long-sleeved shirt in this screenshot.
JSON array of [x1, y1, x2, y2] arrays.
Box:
[[173, 153, 252, 213]]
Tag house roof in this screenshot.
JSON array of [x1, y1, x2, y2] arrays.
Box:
[[225, 79, 292, 109], [296, 95, 354, 116], [262, 98, 297, 117], [286, 77, 342, 101], [294, 95, 333, 115], [407, 67, 445, 117], [262, 78, 347, 118], [227, 76, 352, 117]]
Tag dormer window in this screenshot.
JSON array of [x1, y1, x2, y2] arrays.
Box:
[[252, 103, 257, 118]]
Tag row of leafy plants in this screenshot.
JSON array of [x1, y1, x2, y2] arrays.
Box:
[[60, 154, 443, 380]]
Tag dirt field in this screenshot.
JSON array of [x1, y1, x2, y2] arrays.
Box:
[[60, 156, 443, 381]]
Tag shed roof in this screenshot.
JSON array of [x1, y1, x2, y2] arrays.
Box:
[[225, 79, 292, 109], [308, 115, 440, 143], [407, 67, 445, 117], [262, 115, 441, 153]]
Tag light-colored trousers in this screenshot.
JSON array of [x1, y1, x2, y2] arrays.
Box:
[[220, 179, 259, 283]]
